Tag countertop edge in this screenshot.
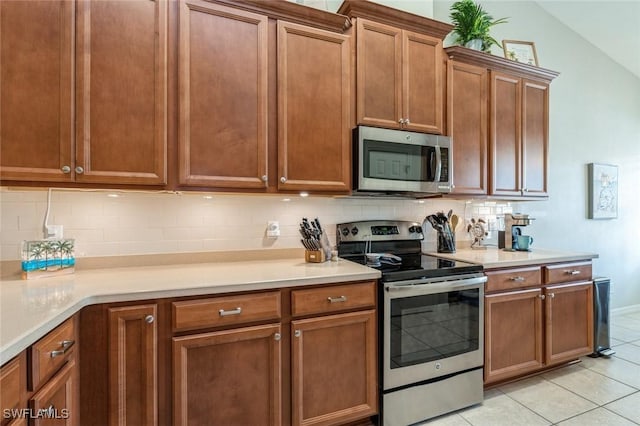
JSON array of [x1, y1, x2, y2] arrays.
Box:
[[1, 260, 380, 365]]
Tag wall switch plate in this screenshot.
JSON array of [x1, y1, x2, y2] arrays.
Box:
[[46, 225, 64, 239], [266, 221, 280, 237]]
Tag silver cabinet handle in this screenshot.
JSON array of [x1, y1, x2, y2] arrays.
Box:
[[50, 339, 75, 358], [549, 293, 555, 299], [398, 118, 405, 125], [61, 165, 71, 173], [75, 166, 84, 174], [405, 118, 410, 125], [539, 294, 546, 300], [145, 315, 154, 324], [294, 330, 301, 338], [274, 333, 281, 341], [327, 295, 347, 303], [510, 276, 525, 282], [261, 175, 268, 182], [566, 270, 581, 275], [280, 176, 286, 183], [219, 307, 242, 317]]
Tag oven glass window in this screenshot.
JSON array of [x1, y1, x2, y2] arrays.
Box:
[[389, 289, 480, 369], [363, 139, 437, 182]]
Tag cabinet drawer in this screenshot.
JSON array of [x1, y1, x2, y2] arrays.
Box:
[[29, 356, 76, 425], [173, 291, 281, 332], [291, 281, 376, 317], [485, 266, 542, 293], [1, 352, 25, 419], [29, 317, 76, 391], [544, 262, 592, 284]]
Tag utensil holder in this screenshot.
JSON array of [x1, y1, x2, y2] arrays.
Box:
[[437, 232, 456, 253], [305, 250, 326, 263]]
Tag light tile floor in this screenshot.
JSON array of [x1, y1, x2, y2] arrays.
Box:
[[421, 308, 640, 426]]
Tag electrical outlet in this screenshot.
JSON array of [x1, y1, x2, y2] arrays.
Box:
[[47, 225, 64, 239], [266, 221, 280, 238]]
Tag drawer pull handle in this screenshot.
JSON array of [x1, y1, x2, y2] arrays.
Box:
[[549, 293, 555, 299], [539, 294, 546, 300], [566, 270, 581, 275], [510, 276, 525, 282], [50, 340, 75, 358], [219, 307, 242, 317], [327, 295, 347, 303]]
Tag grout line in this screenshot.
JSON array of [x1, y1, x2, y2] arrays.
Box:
[[600, 405, 640, 425]]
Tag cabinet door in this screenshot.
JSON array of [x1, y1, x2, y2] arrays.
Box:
[[484, 288, 543, 384], [173, 324, 281, 426], [448, 60, 487, 195], [178, 0, 268, 188], [0, 1, 73, 182], [490, 72, 521, 196], [277, 21, 351, 192], [75, 0, 167, 185], [522, 79, 549, 197], [291, 310, 376, 426], [545, 282, 594, 365], [403, 31, 443, 134], [356, 19, 402, 129], [30, 356, 77, 426], [108, 305, 157, 426]]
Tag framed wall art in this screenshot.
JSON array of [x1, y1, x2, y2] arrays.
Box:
[[502, 40, 538, 66], [588, 163, 618, 219]]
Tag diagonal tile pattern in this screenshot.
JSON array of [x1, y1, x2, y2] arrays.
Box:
[[421, 308, 640, 425]]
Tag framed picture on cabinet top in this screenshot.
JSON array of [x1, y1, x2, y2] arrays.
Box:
[[588, 163, 618, 220], [502, 40, 538, 66]]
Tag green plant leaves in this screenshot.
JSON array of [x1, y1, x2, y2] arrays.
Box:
[[450, 0, 508, 52]]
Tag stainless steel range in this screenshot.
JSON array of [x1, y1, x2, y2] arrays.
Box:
[[337, 220, 486, 426]]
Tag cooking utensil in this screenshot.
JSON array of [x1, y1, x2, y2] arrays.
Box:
[[451, 214, 459, 232]]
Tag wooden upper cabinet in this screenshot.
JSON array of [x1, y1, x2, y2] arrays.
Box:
[[356, 19, 402, 129], [490, 72, 550, 197], [179, 0, 268, 188], [522, 79, 549, 196], [76, 0, 167, 185], [277, 21, 351, 192], [356, 19, 443, 134], [490, 72, 522, 197], [108, 304, 157, 426], [0, 0, 74, 182], [447, 60, 487, 195]]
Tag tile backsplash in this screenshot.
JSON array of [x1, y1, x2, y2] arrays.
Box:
[[0, 188, 517, 260]]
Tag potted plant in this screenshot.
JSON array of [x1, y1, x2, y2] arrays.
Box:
[[450, 0, 508, 52]]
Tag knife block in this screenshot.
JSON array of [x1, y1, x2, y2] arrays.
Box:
[[305, 250, 326, 263]]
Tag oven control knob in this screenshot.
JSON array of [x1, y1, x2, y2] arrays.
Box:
[[351, 226, 359, 236], [408, 226, 423, 234], [341, 227, 350, 237], [435, 362, 442, 370]]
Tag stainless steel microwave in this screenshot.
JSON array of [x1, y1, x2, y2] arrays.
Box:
[[353, 126, 452, 195]]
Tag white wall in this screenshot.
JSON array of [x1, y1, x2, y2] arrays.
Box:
[[434, 0, 640, 308]]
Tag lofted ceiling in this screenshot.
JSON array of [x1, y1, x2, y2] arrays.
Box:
[[535, 0, 640, 79]]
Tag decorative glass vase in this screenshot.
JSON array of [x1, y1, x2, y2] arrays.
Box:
[[464, 39, 483, 51]]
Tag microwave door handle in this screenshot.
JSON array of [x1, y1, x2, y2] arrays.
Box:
[[434, 145, 442, 182]]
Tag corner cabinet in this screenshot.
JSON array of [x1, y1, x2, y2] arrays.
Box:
[[277, 21, 351, 192], [339, 1, 451, 134], [0, 0, 167, 185], [484, 261, 593, 385], [444, 47, 558, 199]]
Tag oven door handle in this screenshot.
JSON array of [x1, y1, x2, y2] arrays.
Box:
[[386, 275, 487, 295]]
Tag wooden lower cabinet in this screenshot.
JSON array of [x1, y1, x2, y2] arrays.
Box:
[[545, 282, 594, 364], [29, 356, 78, 426], [291, 310, 377, 426], [484, 263, 594, 385], [108, 305, 158, 426], [484, 288, 544, 383], [172, 323, 282, 426]]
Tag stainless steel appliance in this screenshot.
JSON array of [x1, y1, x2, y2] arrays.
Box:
[[591, 277, 616, 357], [337, 220, 486, 426], [499, 213, 534, 251], [352, 126, 452, 195]]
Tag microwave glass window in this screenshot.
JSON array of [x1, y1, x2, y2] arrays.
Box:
[[363, 139, 437, 182], [439, 147, 449, 182], [389, 288, 480, 369]]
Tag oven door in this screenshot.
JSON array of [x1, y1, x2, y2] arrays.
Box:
[[383, 274, 486, 390]]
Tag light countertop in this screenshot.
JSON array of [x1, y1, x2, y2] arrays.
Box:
[[427, 247, 598, 269], [0, 258, 380, 365]]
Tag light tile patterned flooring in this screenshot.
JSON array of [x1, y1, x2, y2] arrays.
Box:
[[422, 309, 640, 426]]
